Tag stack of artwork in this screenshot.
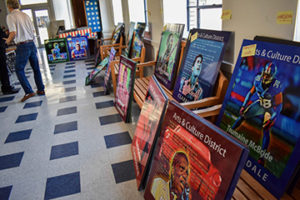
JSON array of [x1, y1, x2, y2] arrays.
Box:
[[217, 39, 300, 198]]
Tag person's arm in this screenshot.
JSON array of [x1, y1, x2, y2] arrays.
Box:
[[3, 31, 16, 45], [5, 14, 16, 44]]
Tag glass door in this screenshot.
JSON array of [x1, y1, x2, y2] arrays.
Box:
[[21, 8, 50, 47], [34, 9, 50, 46]]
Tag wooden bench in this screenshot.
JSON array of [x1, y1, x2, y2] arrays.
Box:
[[232, 170, 300, 200], [99, 35, 125, 61], [133, 40, 228, 123]]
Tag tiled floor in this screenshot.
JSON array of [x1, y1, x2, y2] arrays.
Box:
[[0, 50, 143, 199]]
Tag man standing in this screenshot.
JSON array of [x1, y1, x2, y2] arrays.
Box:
[[5, 0, 45, 102], [0, 26, 18, 95]]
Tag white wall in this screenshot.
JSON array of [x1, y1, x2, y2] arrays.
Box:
[[222, 0, 298, 72], [52, 0, 73, 29], [147, 0, 164, 53], [99, 0, 115, 38], [121, 0, 130, 37]]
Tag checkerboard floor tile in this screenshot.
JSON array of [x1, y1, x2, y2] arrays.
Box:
[[0, 96, 15, 102], [0, 106, 7, 112], [63, 80, 76, 85], [57, 106, 77, 116], [64, 87, 76, 92], [59, 95, 77, 103], [63, 74, 76, 79], [99, 114, 122, 125], [23, 100, 43, 109], [44, 172, 81, 199], [0, 152, 24, 170], [50, 141, 79, 160], [54, 121, 78, 134], [15, 113, 38, 123], [104, 132, 132, 148], [5, 129, 32, 143], [0, 185, 12, 200], [0, 55, 143, 199], [95, 100, 114, 109]]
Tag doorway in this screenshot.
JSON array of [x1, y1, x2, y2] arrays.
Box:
[[21, 8, 50, 47]]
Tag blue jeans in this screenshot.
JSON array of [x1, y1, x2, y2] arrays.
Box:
[[15, 41, 44, 94]]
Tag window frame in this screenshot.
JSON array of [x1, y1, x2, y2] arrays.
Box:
[[186, 0, 222, 31]]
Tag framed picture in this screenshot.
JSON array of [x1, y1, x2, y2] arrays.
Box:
[[84, 0, 102, 33], [154, 23, 185, 90], [103, 47, 117, 94], [45, 38, 69, 63], [66, 36, 89, 61], [112, 23, 125, 44], [173, 29, 231, 102], [86, 47, 116, 86], [131, 76, 168, 190], [122, 22, 135, 57], [129, 22, 146, 59], [144, 101, 248, 200], [217, 39, 300, 198], [114, 56, 137, 122]]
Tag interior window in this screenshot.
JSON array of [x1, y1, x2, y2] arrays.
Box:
[[187, 0, 222, 31], [20, 0, 47, 5]]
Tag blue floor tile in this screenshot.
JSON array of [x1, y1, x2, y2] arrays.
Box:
[[64, 69, 76, 73], [111, 160, 135, 184], [86, 63, 94, 66], [66, 62, 75, 65], [63, 74, 76, 79], [0, 96, 15, 102], [0, 152, 24, 170], [99, 114, 122, 125], [0, 185, 13, 200], [95, 100, 114, 109], [23, 100, 43, 109], [65, 65, 75, 69], [64, 87, 76, 92], [92, 91, 106, 97], [49, 64, 56, 67], [0, 106, 7, 113], [50, 141, 78, 160], [90, 82, 103, 88], [104, 132, 132, 148], [15, 113, 38, 123], [59, 95, 76, 103], [63, 80, 76, 85], [25, 71, 32, 74], [57, 106, 77, 116], [5, 129, 32, 143], [86, 66, 94, 70], [44, 172, 80, 200], [54, 121, 77, 134]]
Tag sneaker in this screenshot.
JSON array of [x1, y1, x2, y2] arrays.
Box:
[[2, 88, 19, 95], [36, 90, 45, 96], [20, 93, 35, 102]]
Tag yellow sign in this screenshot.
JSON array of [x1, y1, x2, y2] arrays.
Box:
[[241, 44, 257, 57], [221, 10, 232, 20], [277, 11, 293, 24], [191, 32, 198, 43], [163, 25, 167, 32]]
